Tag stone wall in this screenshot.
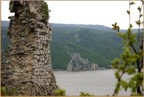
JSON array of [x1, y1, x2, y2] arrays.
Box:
[[1, 1, 57, 96]]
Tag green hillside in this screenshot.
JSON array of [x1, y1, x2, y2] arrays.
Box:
[[2, 26, 9, 53], [2, 21, 123, 70], [51, 26, 123, 69]]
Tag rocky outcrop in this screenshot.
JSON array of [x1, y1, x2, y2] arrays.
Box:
[[67, 53, 98, 71], [91, 63, 99, 71], [1, 1, 57, 96]]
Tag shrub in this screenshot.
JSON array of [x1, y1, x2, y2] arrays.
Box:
[[79, 91, 94, 96], [54, 88, 66, 96], [1, 87, 9, 96]]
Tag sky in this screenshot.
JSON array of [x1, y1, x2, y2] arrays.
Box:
[[1, 1, 143, 29]]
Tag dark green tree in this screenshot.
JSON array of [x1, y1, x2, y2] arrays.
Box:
[[112, 1, 144, 96]]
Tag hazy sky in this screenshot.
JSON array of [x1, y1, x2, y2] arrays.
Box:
[[1, 1, 143, 29]]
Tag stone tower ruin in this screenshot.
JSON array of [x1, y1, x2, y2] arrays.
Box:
[[1, 1, 58, 96]]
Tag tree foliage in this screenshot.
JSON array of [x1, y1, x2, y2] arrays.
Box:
[[112, 1, 144, 96]]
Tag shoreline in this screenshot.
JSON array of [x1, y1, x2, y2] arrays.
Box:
[[54, 69, 112, 72]]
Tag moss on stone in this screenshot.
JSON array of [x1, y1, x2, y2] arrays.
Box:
[[1, 86, 9, 96], [41, 2, 49, 20]]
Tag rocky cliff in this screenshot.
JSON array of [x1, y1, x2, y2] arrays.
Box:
[[67, 53, 98, 71], [1, 1, 57, 96]]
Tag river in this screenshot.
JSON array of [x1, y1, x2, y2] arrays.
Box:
[[54, 69, 131, 96]]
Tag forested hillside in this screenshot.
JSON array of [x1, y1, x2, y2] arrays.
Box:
[[2, 21, 123, 70]]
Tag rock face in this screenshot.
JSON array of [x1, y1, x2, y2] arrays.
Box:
[[1, 1, 57, 96], [91, 63, 99, 71], [67, 53, 98, 71]]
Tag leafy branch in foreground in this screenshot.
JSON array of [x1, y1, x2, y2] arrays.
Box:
[[112, 1, 143, 96]]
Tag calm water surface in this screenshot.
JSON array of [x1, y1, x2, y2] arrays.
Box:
[[54, 69, 130, 96]]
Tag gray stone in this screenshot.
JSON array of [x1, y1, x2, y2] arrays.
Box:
[[67, 52, 99, 71], [2, 1, 58, 96]]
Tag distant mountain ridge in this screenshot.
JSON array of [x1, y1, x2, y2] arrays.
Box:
[[50, 23, 114, 32], [2, 20, 141, 32]]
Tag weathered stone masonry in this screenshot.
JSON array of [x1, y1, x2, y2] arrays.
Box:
[[2, 1, 57, 96]]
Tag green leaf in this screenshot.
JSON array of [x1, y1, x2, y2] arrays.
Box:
[[112, 58, 120, 69], [125, 50, 130, 58], [112, 22, 120, 32], [116, 26, 120, 32], [120, 53, 126, 60], [130, 2, 135, 5], [125, 67, 136, 75], [118, 65, 125, 71], [117, 33, 127, 39], [127, 28, 131, 34], [127, 10, 130, 15], [136, 20, 141, 26], [130, 24, 133, 28], [115, 71, 120, 79], [130, 54, 138, 63], [115, 83, 120, 94], [129, 33, 136, 43], [120, 80, 128, 91], [137, 6, 141, 12]]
